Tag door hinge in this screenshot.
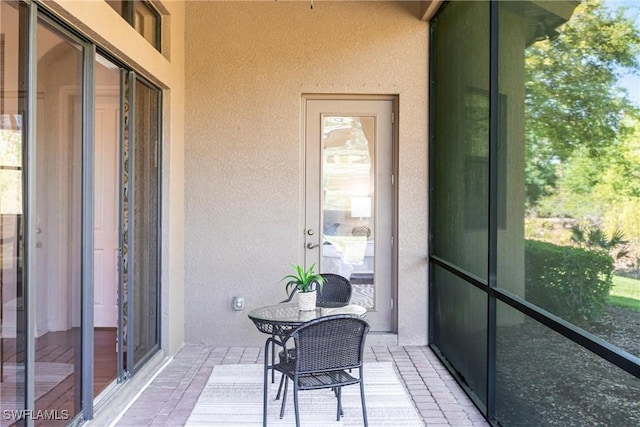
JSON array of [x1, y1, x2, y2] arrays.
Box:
[[391, 173, 395, 185], [391, 298, 394, 310], [391, 111, 395, 123]]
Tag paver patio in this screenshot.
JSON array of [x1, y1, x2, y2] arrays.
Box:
[[108, 345, 490, 427]]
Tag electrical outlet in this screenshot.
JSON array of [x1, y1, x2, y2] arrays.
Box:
[[232, 296, 244, 311]]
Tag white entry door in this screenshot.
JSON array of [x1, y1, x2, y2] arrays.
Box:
[[305, 97, 395, 332], [93, 94, 119, 328]]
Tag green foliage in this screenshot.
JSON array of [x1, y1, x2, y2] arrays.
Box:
[[525, 239, 614, 323], [609, 275, 640, 312], [525, 0, 640, 207], [0, 131, 24, 214], [602, 198, 640, 252], [570, 221, 628, 256], [611, 274, 640, 298], [608, 295, 640, 312], [281, 263, 325, 297]]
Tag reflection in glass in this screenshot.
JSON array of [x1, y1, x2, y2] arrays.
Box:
[[34, 17, 84, 423], [320, 116, 375, 309], [498, 0, 640, 359], [0, 2, 27, 424], [432, 266, 488, 406], [430, 0, 490, 414], [431, 0, 489, 281], [496, 302, 640, 426]]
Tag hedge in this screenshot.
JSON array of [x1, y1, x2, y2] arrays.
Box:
[[525, 239, 614, 323]]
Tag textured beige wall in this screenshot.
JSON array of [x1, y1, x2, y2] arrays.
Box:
[[46, 0, 186, 355], [185, 1, 429, 346]]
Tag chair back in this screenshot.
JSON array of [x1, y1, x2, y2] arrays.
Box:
[[317, 273, 352, 305], [290, 314, 369, 373]]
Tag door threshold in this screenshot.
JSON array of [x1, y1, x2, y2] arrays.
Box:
[[86, 350, 169, 426]]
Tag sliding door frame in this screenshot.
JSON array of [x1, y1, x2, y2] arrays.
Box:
[[25, 3, 96, 424], [24, 1, 37, 419]]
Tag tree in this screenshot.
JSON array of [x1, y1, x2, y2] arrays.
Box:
[[525, 0, 640, 208]]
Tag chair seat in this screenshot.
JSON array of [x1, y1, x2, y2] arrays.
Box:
[[275, 362, 359, 389], [298, 370, 359, 389]]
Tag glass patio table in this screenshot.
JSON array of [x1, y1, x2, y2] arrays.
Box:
[[248, 302, 367, 339]]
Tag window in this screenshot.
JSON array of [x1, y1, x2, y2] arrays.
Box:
[[106, 0, 160, 51]]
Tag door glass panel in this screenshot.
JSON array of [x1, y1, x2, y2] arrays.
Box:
[[306, 98, 393, 331], [1, 1, 27, 423], [131, 79, 159, 369], [35, 17, 83, 422], [321, 116, 375, 309]]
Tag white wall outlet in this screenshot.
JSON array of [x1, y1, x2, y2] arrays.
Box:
[[232, 296, 244, 311]]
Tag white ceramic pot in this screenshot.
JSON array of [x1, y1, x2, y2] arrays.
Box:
[[297, 290, 317, 311]]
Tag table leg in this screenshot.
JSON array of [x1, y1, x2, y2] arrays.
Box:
[[263, 339, 270, 427]]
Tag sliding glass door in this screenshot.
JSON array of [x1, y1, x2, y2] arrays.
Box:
[[0, 2, 28, 424], [33, 14, 85, 424], [1, 3, 162, 423]]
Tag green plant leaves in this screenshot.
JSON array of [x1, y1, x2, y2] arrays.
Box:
[[280, 262, 325, 297]]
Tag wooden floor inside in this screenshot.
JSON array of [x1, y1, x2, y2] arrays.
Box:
[[1, 328, 117, 426]]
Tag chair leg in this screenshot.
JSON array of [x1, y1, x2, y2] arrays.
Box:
[[332, 387, 344, 416], [359, 376, 368, 427], [276, 373, 286, 400], [293, 381, 301, 427], [336, 386, 342, 421], [279, 377, 288, 419]]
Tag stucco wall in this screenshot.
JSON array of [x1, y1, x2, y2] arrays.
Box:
[[185, 1, 429, 346]]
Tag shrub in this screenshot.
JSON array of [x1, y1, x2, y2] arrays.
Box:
[[525, 239, 614, 323]]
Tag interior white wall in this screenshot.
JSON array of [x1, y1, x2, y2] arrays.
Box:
[[184, 1, 429, 346]]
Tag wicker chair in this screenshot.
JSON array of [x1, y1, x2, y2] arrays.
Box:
[[265, 314, 370, 427], [316, 273, 352, 307], [275, 273, 353, 390]]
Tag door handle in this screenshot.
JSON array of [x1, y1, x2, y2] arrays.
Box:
[[306, 242, 319, 249]]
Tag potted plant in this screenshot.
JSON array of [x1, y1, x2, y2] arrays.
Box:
[[281, 263, 325, 311]]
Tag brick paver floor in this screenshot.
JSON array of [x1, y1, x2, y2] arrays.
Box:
[[110, 345, 490, 427]]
